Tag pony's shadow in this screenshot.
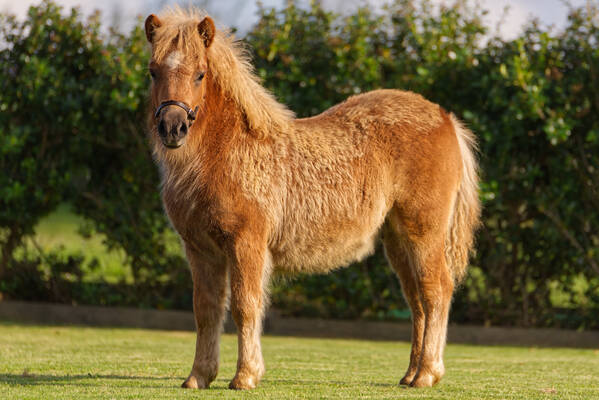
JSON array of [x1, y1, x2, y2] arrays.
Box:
[[260, 379, 402, 388], [1, 374, 406, 390], [0, 373, 176, 388]]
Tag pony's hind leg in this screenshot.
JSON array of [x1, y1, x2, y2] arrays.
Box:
[[408, 233, 454, 387], [381, 221, 425, 386], [385, 200, 455, 388]]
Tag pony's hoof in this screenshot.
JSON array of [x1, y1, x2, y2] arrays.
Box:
[[181, 375, 209, 389], [409, 372, 438, 388], [228, 374, 258, 390], [399, 375, 414, 386]]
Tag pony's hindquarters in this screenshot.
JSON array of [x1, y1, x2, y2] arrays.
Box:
[[445, 114, 481, 284]]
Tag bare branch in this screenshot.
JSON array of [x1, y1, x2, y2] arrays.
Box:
[[540, 207, 599, 276]]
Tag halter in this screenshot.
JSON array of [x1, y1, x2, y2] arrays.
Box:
[[154, 100, 200, 125]]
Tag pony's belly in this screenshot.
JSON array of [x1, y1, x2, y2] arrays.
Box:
[[271, 200, 389, 274], [272, 226, 380, 274]]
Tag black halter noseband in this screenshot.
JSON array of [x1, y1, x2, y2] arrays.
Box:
[[154, 100, 199, 125]]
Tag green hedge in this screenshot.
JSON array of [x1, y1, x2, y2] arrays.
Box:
[[1, 0, 598, 328]]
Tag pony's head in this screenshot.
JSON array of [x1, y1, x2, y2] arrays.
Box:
[[145, 11, 215, 149], [144, 8, 294, 154]]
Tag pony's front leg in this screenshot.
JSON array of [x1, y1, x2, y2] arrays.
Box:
[[227, 228, 270, 390], [182, 244, 228, 389]]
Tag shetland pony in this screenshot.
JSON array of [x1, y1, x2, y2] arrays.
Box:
[[144, 8, 480, 390]]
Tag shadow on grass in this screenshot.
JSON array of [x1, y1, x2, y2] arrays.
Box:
[[0, 373, 179, 388], [260, 379, 402, 388], [1, 373, 407, 391]]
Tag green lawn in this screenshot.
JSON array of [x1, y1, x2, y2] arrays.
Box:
[[0, 323, 597, 399]]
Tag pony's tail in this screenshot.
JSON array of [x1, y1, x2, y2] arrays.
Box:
[[445, 113, 481, 284]]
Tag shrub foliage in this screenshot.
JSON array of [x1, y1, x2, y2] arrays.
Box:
[[1, 0, 598, 328]]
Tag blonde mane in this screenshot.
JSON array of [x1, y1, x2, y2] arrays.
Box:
[[151, 7, 294, 137]]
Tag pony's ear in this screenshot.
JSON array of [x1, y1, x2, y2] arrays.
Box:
[[198, 17, 215, 48], [145, 14, 162, 43]]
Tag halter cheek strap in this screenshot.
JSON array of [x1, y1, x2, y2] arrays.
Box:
[[154, 100, 200, 125]]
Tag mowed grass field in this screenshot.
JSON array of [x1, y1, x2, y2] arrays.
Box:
[[0, 323, 597, 399]]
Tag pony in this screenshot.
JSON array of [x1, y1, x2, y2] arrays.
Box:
[[143, 7, 480, 391]]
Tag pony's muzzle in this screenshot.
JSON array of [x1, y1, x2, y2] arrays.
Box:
[[157, 106, 189, 149]]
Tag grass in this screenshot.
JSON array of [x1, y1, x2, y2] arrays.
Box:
[[0, 323, 598, 399]]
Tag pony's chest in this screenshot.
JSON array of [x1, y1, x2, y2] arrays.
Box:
[[161, 181, 249, 249], [162, 185, 219, 236]]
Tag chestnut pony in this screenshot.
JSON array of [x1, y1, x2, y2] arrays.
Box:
[[144, 8, 480, 391]]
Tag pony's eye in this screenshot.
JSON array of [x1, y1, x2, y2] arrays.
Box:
[[196, 72, 205, 82], [149, 69, 157, 79]]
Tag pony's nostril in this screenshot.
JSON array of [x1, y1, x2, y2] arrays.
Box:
[[179, 122, 188, 135], [158, 120, 167, 137]]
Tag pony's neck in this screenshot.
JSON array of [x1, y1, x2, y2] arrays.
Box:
[[195, 73, 247, 150], [202, 37, 294, 138]]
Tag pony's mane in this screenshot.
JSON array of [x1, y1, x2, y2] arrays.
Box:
[[152, 7, 294, 137]]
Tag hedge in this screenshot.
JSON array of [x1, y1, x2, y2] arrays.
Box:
[[1, 0, 598, 328]]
